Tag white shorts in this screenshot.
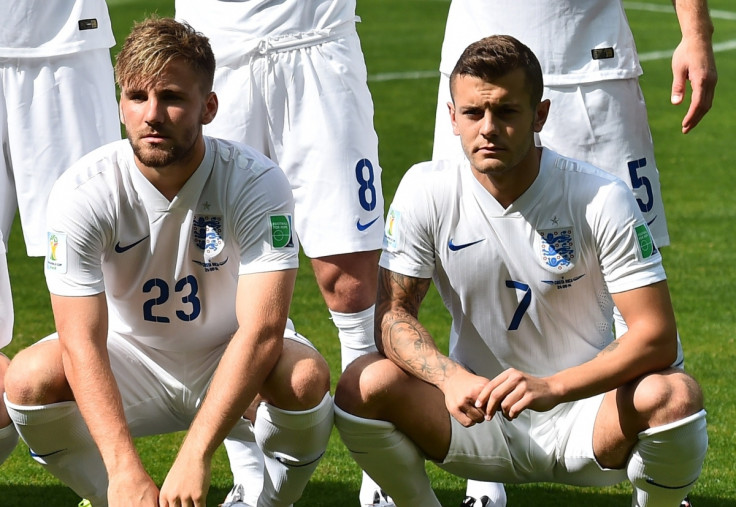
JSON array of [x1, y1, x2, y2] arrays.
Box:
[[40, 319, 316, 440], [433, 74, 669, 247], [0, 49, 120, 256], [439, 394, 627, 486], [203, 23, 384, 258], [0, 231, 12, 348]]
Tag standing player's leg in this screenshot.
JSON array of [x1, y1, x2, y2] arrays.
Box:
[[0, 231, 18, 465], [0, 72, 18, 246], [312, 252, 394, 507], [272, 32, 390, 506], [5, 50, 120, 257], [311, 251, 381, 370]]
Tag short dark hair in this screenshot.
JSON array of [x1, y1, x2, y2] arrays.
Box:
[[450, 35, 543, 106], [115, 17, 216, 94]]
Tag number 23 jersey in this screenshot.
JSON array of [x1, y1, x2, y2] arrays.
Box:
[[45, 137, 298, 352], [380, 149, 665, 379]]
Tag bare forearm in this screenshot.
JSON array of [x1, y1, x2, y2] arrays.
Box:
[[181, 328, 281, 458], [53, 293, 143, 476], [61, 341, 142, 475], [381, 308, 460, 387], [673, 0, 714, 39], [546, 333, 673, 404], [376, 267, 460, 387], [549, 282, 678, 403]]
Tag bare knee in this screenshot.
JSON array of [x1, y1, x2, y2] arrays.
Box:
[[311, 251, 380, 312], [335, 353, 404, 418], [4, 340, 72, 406], [623, 369, 704, 429], [261, 340, 330, 411]]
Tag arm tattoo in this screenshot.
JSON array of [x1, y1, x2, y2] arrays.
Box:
[[376, 268, 458, 385], [598, 339, 620, 357]]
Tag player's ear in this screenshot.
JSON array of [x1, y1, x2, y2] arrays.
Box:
[[449, 101, 460, 136], [533, 99, 550, 133], [119, 104, 125, 124], [201, 91, 218, 125]]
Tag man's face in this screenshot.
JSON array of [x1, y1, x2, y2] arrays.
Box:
[[119, 59, 216, 170], [450, 69, 547, 178]]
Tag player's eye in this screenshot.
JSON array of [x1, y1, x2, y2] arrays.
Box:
[[126, 91, 147, 102], [462, 108, 483, 119]]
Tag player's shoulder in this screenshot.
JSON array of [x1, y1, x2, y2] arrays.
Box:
[[52, 140, 131, 195], [543, 148, 627, 191], [206, 137, 292, 202], [208, 137, 282, 179], [395, 158, 466, 203], [402, 158, 463, 189], [542, 148, 635, 214]]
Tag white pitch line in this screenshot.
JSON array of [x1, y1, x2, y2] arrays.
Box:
[[639, 38, 736, 61], [369, 2, 736, 82], [624, 1, 736, 20]]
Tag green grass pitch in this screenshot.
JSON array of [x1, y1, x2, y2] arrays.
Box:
[[1, 0, 734, 505]]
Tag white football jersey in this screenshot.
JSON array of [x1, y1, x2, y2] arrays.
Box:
[[439, 0, 642, 85], [0, 0, 114, 57], [176, 0, 357, 65], [45, 137, 299, 352], [381, 149, 665, 379]]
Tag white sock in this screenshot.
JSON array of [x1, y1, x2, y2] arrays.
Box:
[[254, 393, 333, 507], [334, 405, 441, 507], [329, 306, 377, 372], [224, 436, 264, 505], [465, 479, 507, 506], [627, 410, 707, 506], [0, 421, 18, 464], [5, 397, 109, 506]]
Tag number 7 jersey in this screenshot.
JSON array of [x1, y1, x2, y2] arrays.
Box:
[[45, 137, 298, 352], [380, 149, 665, 379]]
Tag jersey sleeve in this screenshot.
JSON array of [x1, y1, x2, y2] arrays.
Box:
[[44, 170, 110, 297], [593, 178, 666, 293], [231, 161, 299, 276], [379, 163, 437, 280]]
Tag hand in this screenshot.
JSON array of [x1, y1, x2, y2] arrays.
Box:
[[670, 36, 717, 133], [159, 451, 212, 507], [475, 368, 561, 421], [440, 368, 492, 427], [107, 469, 160, 507]]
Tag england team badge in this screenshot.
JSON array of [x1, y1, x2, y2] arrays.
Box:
[[193, 215, 225, 258], [538, 227, 575, 273]]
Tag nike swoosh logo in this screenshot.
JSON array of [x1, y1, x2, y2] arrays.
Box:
[[356, 216, 380, 231], [275, 451, 325, 467], [114, 235, 149, 253], [645, 476, 697, 490], [647, 215, 657, 226], [29, 448, 66, 459], [448, 238, 485, 251]]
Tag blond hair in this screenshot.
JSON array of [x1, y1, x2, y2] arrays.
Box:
[[115, 17, 216, 93]]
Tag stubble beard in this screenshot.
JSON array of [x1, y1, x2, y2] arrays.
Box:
[[128, 131, 198, 169]]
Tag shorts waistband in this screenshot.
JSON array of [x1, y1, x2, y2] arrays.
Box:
[[245, 18, 358, 56]]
